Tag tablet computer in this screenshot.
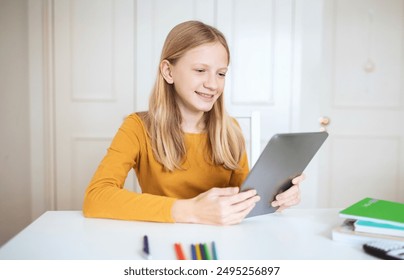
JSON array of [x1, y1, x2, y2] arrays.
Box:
[[241, 131, 328, 218]]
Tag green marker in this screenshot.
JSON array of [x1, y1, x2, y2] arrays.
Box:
[[203, 243, 211, 260]]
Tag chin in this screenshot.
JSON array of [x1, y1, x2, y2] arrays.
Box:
[[199, 105, 215, 112]]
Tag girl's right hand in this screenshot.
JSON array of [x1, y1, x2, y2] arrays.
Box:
[[171, 187, 260, 225]]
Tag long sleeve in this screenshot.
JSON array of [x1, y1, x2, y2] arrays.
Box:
[[83, 114, 177, 222]]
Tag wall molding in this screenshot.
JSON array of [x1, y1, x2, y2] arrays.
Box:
[[28, 0, 56, 219]]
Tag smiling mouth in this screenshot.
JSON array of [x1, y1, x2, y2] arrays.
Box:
[[195, 91, 215, 99]]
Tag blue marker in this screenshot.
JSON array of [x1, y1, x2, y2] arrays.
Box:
[[191, 244, 197, 260], [142, 235, 151, 259]]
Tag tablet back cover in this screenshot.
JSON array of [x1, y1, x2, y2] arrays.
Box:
[[241, 131, 328, 218]]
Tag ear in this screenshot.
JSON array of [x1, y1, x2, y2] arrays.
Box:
[[160, 60, 174, 84]]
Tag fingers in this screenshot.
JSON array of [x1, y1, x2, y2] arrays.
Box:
[[222, 203, 256, 225], [205, 187, 239, 197], [204, 187, 259, 211], [271, 174, 305, 209], [216, 189, 260, 224], [271, 184, 301, 208], [218, 196, 260, 225], [230, 192, 261, 213], [273, 185, 299, 202], [227, 189, 258, 204], [190, 173, 305, 225], [191, 187, 260, 226], [292, 173, 305, 184]]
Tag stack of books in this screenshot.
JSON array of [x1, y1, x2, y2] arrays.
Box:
[[332, 197, 404, 245]]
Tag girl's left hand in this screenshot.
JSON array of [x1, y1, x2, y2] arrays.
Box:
[[271, 174, 305, 212]]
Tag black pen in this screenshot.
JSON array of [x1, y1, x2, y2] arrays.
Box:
[[142, 235, 151, 259]]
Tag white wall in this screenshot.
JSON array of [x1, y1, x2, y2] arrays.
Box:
[[0, 0, 32, 246]]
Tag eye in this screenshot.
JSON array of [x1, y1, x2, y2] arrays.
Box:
[[218, 72, 227, 78], [195, 69, 205, 73]]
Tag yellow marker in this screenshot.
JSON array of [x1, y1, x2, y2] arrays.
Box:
[[195, 243, 202, 260]]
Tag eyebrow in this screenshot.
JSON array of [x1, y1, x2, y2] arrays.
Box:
[[193, 63, 228, 71]]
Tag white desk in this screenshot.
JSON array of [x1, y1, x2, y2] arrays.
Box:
[[0, 209, 374, 260]]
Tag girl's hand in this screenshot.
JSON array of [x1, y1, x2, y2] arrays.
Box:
[[172, 187, 260, 225], [271, 174, 305, 212]]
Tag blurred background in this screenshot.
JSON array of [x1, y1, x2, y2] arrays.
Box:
[[1, 0, 403, 246]]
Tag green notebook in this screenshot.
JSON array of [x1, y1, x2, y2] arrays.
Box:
[[339, 197, 404, 227]]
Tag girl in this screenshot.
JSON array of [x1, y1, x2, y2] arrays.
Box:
[[83, 20, 303, 225]]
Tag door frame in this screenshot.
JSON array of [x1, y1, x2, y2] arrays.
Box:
[[28, 0, 56, 219]]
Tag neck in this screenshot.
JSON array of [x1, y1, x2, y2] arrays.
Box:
[[181, 112, 206, 133]]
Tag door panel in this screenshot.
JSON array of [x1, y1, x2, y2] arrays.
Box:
[[333, 0, 403, 108], [307, 0, 404, 207], [54, 0, 136, 209], [328, 136, 400, 206], [218, 0, 294, 143]]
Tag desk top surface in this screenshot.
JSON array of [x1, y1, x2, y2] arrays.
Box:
[[0, 209, 374, 260]]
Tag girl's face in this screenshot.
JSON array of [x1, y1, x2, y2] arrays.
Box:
[[161, 42, 228, 119]]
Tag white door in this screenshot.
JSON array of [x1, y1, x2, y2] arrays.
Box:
[[297, 0, 404, 208], [53, 0, 136, 209], [216, 0, 294, 159], [51, 0, 295, 209]]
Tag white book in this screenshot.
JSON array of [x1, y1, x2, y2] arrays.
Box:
[[332, 219, 404, 246]]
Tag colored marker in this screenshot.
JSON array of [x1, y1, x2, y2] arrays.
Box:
[[203, 243, 211, 260], [142, 235, 151, 259], [191, 244, 197, 260], [174, 243, 186, 260], [195, 243, 202, 260], [211, 241, 218, 260], [199, 243, 206, 260]]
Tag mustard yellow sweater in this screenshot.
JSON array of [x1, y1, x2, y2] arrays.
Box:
[[83, 113, 249, 223]]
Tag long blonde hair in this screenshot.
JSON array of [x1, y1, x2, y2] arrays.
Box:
[[143, 20, 245, 171]]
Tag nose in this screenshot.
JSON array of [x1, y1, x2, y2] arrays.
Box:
[[203, 72, 219, 91]]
